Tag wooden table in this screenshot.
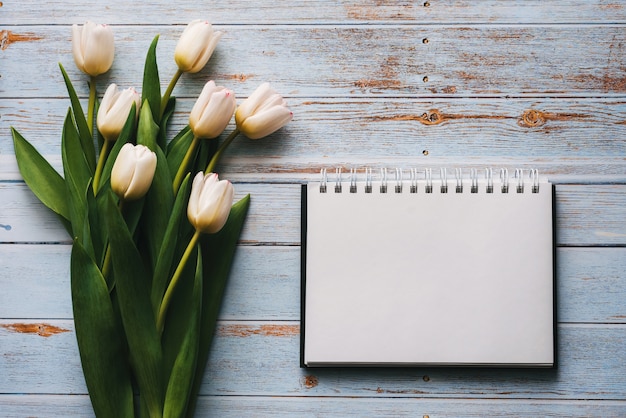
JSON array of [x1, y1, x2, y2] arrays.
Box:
[[2, 1, 626, 416]]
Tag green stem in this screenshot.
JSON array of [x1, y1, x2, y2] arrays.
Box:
[[88, 76, 97, 135], [156, 230, 201, 335], [92, 139, 111, 194], [160, 69, 183, 119], [172, 135, 200, 194], [101, 200, 124, 291], [205, 128, 240, 174]]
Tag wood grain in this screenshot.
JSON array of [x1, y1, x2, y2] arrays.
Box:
[[1, 182, 625, 245], [3, 1, 626, 24], [0, 395, 625, 417], [2, 319, 626, 400], [2, 25, 626, 99], [2, 245, 626, 324]]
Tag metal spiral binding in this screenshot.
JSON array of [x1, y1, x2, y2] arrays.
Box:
[[395, 168, 403, 193], [530, 169, 540, 193], [410, 168, 418, 193], [485, 168, 494, 193], [380, 168, 388, 193], [500, 168, 509, 193], [318, 167, 542, 194], [320, 168, 327, 193], [455, 168, 463, 193], [425, 168, 433, 193], [471, 169, 478, 193], [440, 168, 448, 194], [365, 168, 373, 193], [515, 168, 524, 193], [334, 167, 342, 193]]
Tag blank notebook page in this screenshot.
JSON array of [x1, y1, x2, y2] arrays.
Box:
[[302, 179, 554, 367]]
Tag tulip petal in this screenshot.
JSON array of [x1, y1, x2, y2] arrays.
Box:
[[111, 143, 137, 198], [175, 21, 215, 73], [71, 24, 85, 71], [193, 90, 236, 139], [235, 82, 273, 124], [240, 105, 293, 140], [187, 172, 205, 228], [190, 31, 222, 73], [124, 146, 157, 200]]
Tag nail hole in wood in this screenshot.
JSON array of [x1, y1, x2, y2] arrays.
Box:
[[423, 375, 430, 381], [423, 150, 429, 156], [422, 38, 429, 44], [423, 76, 429, 82], [423, 1, 430, 7]]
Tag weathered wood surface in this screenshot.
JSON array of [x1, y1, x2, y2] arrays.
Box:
[[3, 25, 626, 99], [1, 0, 625, 416], [2, 183, 626, 245], [2, 246, 626, 323], [4, 0, 626, 25]]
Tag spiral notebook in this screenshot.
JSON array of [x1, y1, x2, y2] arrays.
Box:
[[301, 168, 555, 368]]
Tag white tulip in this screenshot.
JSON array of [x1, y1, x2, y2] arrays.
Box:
[[97, 84, 141, 142], [235, 83, 293, 140], [72, 21, 115, 76], [189, 81, 236, 139], [111, 143, 157, 201], [187, 172, 234, 234], [174, 20, 222, 74]]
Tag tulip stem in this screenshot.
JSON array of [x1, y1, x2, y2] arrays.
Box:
[[93, 140, 111, 194], [87, 76, 96, 135], [161, 69, 183, 120], [157, 230, 201, 335], [173, 135, 200, 194], [206, 128, 240, 174], [101, 199, 123, 292]]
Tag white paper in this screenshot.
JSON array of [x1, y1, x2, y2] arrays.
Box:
[[303, 179, 554, 366]]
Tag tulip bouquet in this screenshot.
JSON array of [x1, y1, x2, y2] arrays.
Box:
[[11, 20, 291, 418]]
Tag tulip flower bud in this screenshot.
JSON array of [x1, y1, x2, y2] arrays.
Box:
[[72, 21, 115, 77], [235, 83, 293, 140], [174, 20, 223, 74], [187, 172, 234, 234], [97, 83, 141, 142], [111, 143, 157, 201], [189, 81, 236, 139]]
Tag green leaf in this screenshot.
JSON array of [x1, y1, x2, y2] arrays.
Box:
[[106, 192, 164, 417], [158, 96, 176, 150], [62, 109, 92, 249], [151, 173, 191, 316], [85, 183, 105, 268], [186, 195, 251, 418], [141, 140, 175, 272], [59, 63, 96, 172], [71, 239, 134, 418], [11, 127, 71, 233], [137, 100, 160, 152], [163, 246, 202, 418], [194, 137, 217, 174], [166, 126, 193, 174], [142, 35, 161, 126]]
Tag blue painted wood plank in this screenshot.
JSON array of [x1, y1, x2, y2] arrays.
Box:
[[1, 394, 625, 417], [2, 25, 626, 99], [3, 99, 626, 169], [1, 320, 625, 399], [2, 246, 625, 324], [1, 182, 625, 245], [3, 1, 626, 25]]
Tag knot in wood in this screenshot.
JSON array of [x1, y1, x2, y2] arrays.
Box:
[[420, 109, 443, 125], [519, 109, 546, 127]]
